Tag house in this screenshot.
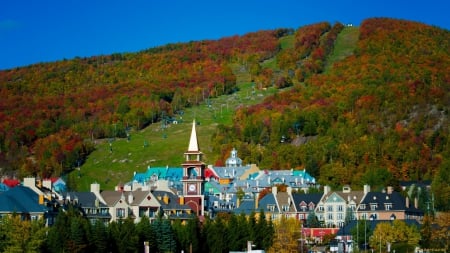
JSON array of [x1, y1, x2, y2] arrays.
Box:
[[0, 185, 55, 225], [316, 185, 367, 227], [357, 186, 423, 222]]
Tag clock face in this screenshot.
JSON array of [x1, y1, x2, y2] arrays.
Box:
[[188, 184, 196, 192]]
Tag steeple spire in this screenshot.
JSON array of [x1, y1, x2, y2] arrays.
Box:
[[188, 120, 199, 152]]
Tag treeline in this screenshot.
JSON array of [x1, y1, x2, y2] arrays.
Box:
[[0, 29, 289, 178], [212, 18, 450, 210], [0, 207, 274, 253]]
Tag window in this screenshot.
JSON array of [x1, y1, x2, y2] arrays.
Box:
[[360, 204, 366, 210], [327, 205, 333, 212], [328, 213, 333, 220], [300, 214, 304, 219], [318, 205, 324, 211], [337, 213, 343, 220], [338, 205, 344, 211], [370, 204, 378, 210], [385, 203, 392, 210], [267, 204, 275, 212], [116, 208, 125, 218]]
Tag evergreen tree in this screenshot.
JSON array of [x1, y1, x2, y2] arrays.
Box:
[[67, 216, 89, 253], [46, 210, 71, 253], [110, 218, 139, 253], [152, 218, 176, 253], [227, 213, 248, 251], [206, 215, 229, 253], [135, 216, 155, 253], [91, 220, 108, 253]]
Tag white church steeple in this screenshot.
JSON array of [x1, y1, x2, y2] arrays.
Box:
[[188, 120, 199, 152]]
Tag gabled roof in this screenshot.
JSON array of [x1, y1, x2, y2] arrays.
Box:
[[259, 193, 279, 213], [323, 192, 346, 203], [292, 193, 323, 208], [101, 190, 126, 206], [275, 192, 296, 212], [233, 197, 258, 215], [320, 189, 365, 205], [0, 186, 48, 214]]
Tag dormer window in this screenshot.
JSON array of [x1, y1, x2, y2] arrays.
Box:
[[385, 203, 392, 210], [370, 203, 378, 210], [360, 204, 366, 210]]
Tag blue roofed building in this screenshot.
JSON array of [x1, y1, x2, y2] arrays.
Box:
[[0, 185, 53, 224]]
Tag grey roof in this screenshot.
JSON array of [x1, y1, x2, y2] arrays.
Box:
[[258, 193, 279, 213], [61, 191, 108, 208], [292, 193, 323, 208], [212, 166, 251, 179], [0, 186, 48, 214], [152, 190, 191, 210], [358, 191, 422, 213], [101, 190, 124, 206], [233, 197, 258, 215]]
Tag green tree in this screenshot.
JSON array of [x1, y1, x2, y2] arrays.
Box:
[[206, 215, 229, 253], [46, 210, 71, 253], [135, 216, 155, 253], [152, 218, 176, 253], [91, 220, 108, 253], [109, 218, 139, 253], [227, 213, 249, 251]]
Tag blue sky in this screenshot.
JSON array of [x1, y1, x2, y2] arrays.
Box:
[[1, 0, 449, 70]]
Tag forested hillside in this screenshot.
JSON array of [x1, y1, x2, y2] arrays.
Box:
[[212, 18, 450, 210], [0, 29, 290, 177]]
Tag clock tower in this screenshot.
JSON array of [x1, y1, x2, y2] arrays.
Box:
[[181, 120, 205, 216]]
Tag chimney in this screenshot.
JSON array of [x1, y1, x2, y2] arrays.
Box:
[[287, 186, 292, 196], [128, 193, 134, 204], [324, 185, 330, 195], [387, 186, 393, 194], [364, 185, 371, 194], [23, 177, 36, 188], [42, 179, 52, 190], [272, 186, 278, 196], [90, 182, 100, 193], [406, 196, 409, 208]]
